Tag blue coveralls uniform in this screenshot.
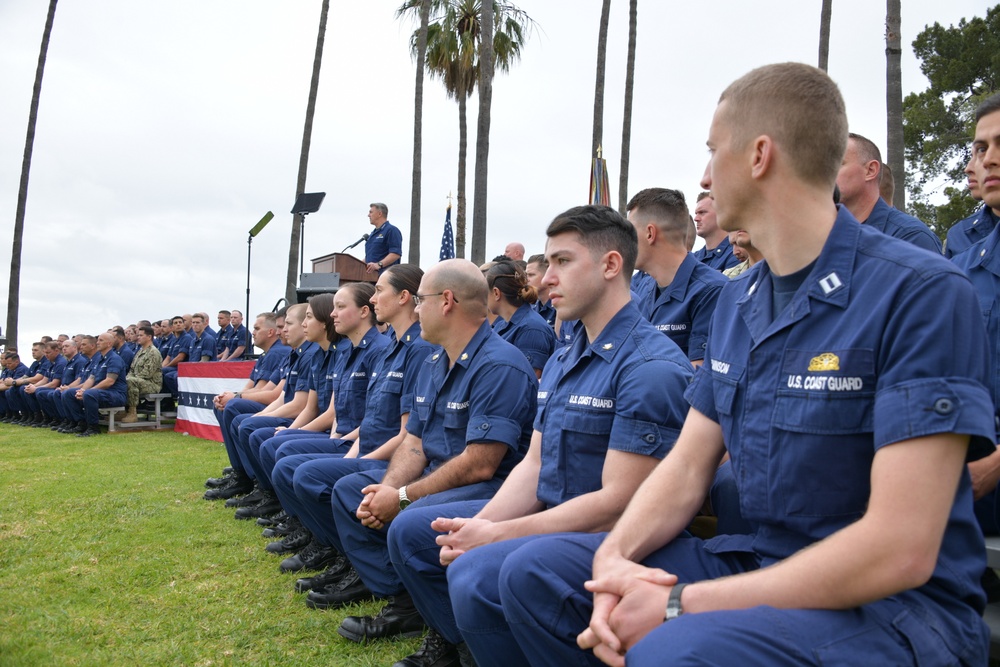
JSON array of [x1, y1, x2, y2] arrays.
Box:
[[492, 209, 995, 666], [693, 236, 740, 270], [531, 299, 556, 329], [247, 340, 345, 492], [37, 354, 85, 419], [232, 341, 317, 479], [227, 325, 249, 360], [259, 328, 391, 485], [493, 303, 557, 374], [160, 332, 193, 395], [214, 342, 290, 471], [953, 225, 1000, 534], [58, 353, 102, 421], [329, 321, 537, 598], [863, 196, 942, 254], [638, 253, 727, 363], [391, 302, 692, 654], [7, 358, 43, 417], [0, 362, 29, 417], [20, 356, 66, 417], [364, 220, 403, 273], [67, 350, 128, 426], [116, 344, 135, 371], [629, 270, 655, 303], [946, 205, 999, 259], [25, 356, 68, 418], [272, 322, 435, 550], [215, 325, 233, 359], [187, 332, 217, 363], [156, 333, 174, 358]]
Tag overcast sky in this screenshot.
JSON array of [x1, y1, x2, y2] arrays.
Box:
[[0, 0, 990, 349]]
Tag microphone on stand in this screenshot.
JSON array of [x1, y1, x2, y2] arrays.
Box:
[[342, 233, 369, 252]]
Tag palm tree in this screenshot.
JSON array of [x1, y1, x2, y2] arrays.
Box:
[[285, 0, 329, 304], [399, 0, 533, 261], [470, 0, 494, 265], [818, 0, 833, 72], [593, 0, 612, 159], [618, 0, 638, 214], [407, 0, 432, 266], [885, 0, 905, 210], [7, 0, 58, 351]]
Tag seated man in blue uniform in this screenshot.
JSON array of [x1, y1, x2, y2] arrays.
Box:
[[837, 132, 941, 253], [952, 94, 1000, 546], [525, 254, 556, 330], [365, 202, 403, 275], [4, 342, 45, 423], [946, 152, 1000, 258], [0, 351, 30, 421], [314, 260, 537, 625], [36, 338, 88, 427], [215, 310, 234, 360], [160, 316, 192, 396], [221, 309, 249, 361], [53, 336, 103, 433], [20, 341, 68, 426], [692, 194, 738, 270], [186, 314, 217, 363], [487, 63, 995, 667], [65, 332, 128, 438], [628, 187, 727, 367], [376, 205, 694, 667], [206, 311, 289, 490]]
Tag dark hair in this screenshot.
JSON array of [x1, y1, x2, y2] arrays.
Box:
[[485, 260, 538, 306], [976, 92, 1000, 122], [138, 325, 154, 337], [274, 305, 288, 320], [696, 191, 712, 202], [306, 293, 339, 343], [342, 283, 378, 328], [383, 263, 424, 298], [627, 188, 691, 246], [218, 310, 231, 316], [546, 205, 638, 280], [45, 341, 60, 352]]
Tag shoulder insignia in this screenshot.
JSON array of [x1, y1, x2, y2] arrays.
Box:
[[808, 353, 840, 372]]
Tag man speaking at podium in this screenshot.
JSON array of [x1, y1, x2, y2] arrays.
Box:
[[365, 202, 402, 275]]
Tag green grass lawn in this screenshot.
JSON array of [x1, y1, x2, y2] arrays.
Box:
[[0, 423, 421, 666]]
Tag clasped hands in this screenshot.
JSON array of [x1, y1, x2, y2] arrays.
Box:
[[577, 555, 677, 667]]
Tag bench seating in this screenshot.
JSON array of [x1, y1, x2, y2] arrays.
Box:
[[99, 393, 177, 432]]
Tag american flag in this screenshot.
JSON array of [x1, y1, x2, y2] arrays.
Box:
[[439, 203, 456, 260]]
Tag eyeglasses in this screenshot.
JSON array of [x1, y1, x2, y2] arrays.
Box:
[[413, 292, 459, 306]]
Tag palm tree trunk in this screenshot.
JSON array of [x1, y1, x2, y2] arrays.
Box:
[[818, 0, 833, 72], [285, 0, 329, 304], [408, 0, 432, 266], [471, 1, 494, 265], [592, 0, 612, 159], [618, 0, 637, 215], [885, 0, 904, 210], [7, 0, 58, 351], [456, 92, 468, 259]]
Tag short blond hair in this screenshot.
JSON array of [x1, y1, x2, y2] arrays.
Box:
[[719, 62, 847, 187]]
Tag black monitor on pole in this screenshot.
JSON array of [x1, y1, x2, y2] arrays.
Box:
[[291, 192, 326, 276]]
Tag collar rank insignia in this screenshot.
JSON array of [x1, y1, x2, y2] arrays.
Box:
[[808, 353, 840, 372], [602, 343, 614, 350], [460, 353, 469, 361], [432, 353, 440, 361]]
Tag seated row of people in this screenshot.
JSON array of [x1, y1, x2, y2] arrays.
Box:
[[200, 64, 996, 667]]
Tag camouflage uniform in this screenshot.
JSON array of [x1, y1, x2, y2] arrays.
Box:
[[126, 345, 163, 409]]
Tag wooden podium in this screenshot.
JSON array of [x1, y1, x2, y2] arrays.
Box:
[[297, 253, 375, 303], [310, 252, 374, 284]]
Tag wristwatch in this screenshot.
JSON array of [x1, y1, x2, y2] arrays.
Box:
[[398, 486, 412, 511], [234, 391, 242, 399], [377, 261, 383, 269], [664, 583, 687, 621]]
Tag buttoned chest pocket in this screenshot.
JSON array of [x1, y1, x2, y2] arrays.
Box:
[[443, 406, 470, 433], [560, 406, 615, 496], [773, 348, 876, 518]]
